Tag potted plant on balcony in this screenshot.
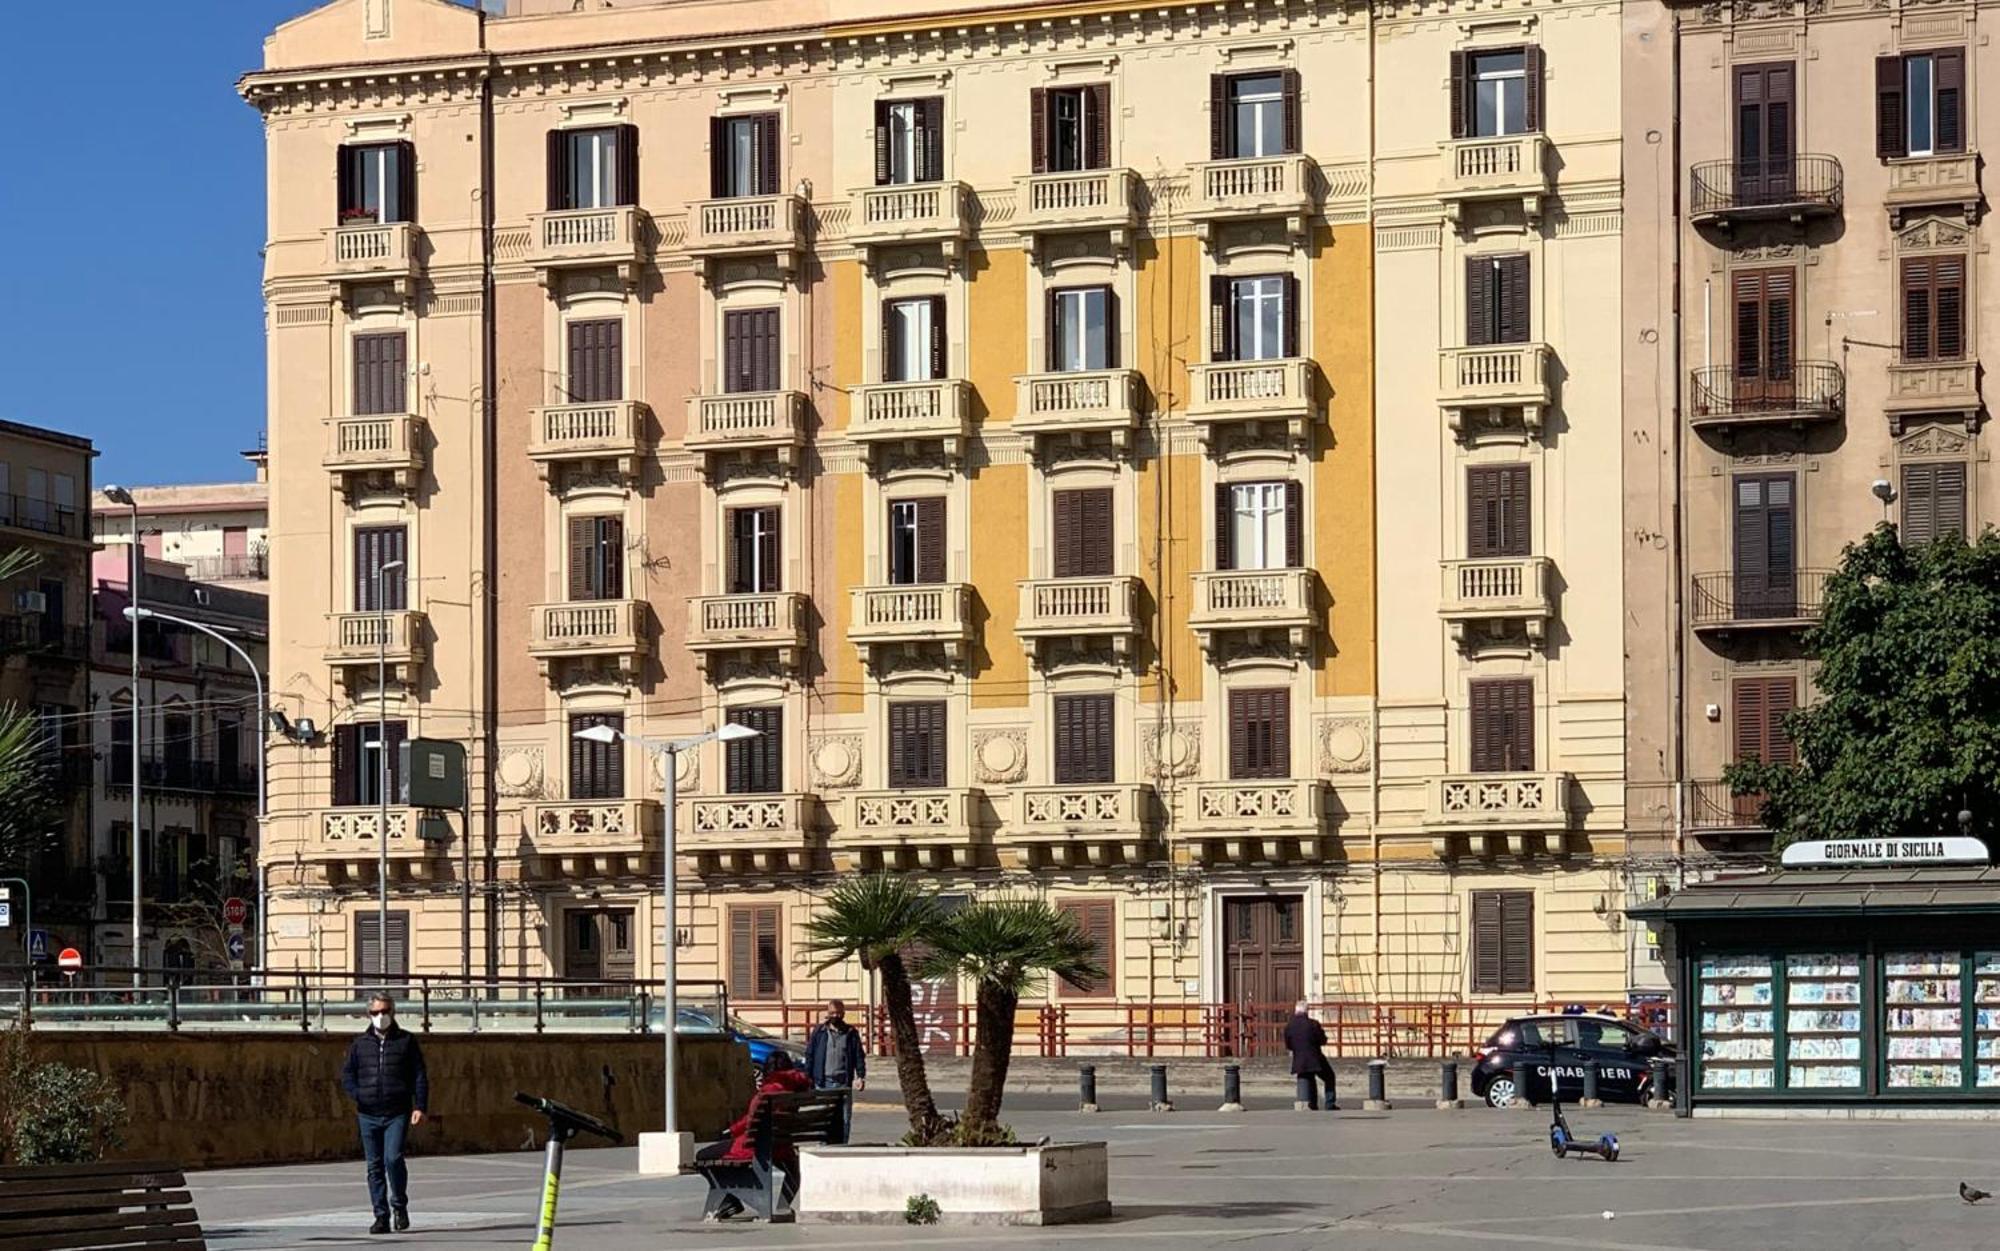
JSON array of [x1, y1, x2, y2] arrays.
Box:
[[339, 206, 379, 225]]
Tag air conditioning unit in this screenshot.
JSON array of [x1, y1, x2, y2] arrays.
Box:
[[14, 591, 46, 614]]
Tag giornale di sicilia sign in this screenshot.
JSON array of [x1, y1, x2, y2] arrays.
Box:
[[1779, 836, 1992, 868]]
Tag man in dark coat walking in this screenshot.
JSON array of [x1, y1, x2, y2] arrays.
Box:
[[340, 993, 429, 1234], [804, 999, 866, 1141], [1283, 1000, 1337, 1110]]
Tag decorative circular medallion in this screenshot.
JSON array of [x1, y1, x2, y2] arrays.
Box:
[[1161, 729, 1194, 772], [1326, 724, 1367, 767], [978, 734, 1022, 779], [496, 751, 535, 790], [813, 739, 855, 784]]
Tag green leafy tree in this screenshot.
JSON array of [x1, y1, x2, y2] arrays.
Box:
[[1727, 525, 2000, 847], [918, 897, 1103, 1133], [802, 874, 948, 1142], [0, 1027, 128, 1165]]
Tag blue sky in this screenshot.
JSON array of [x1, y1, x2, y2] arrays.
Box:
[[0, 2, 329, 488]]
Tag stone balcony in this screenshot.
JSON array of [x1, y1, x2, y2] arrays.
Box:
[[685, 194, 807, 279], [849, 584, 974, 666], [527, 400, 646, 483], [324, 610, 426, 686], [1884, 360, 1982, 433], [1181, 779, 1330, 864], [1186, 155, 1316, 247], [323, 414, 424, 494], [847, 182, 972, 269], [685, 592, 808, 672], [1885, 153, 1981, 226], [1437, 345, 1552, 434], [848, 379, 971, 466], [1188, 569, 1315, 655], [683, 391, 808, 473], [301, 806, 443, 885], [1012, 369, 1142, 450], [681, 793, 818, 875], [525, 206, 649, 288], [1438, 134, 1551, 226], [1013, 168, 1139, 260], [999, 783, 1155, 869], [1423, 771, 1573, 858], [1015, 576, 1142, 661], [1185, 359, 1317, 450], [1439, 556, 1555, 650], [524, 799, 660, 878], [324, 221, 419, 301], [528, 600, 649, 679], [838, 788, 980, 871]]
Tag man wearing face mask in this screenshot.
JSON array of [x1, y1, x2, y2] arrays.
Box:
[[340, 994, 429, 1234]]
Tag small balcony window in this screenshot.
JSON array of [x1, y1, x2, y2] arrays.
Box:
[[884, 296, 945, 382], [1050, 287, 1114, 372], [548, 125, 638, 211], [1449, 47, 1543, 139], [710, 113, 780, 198], [337, 142, 414, 225]]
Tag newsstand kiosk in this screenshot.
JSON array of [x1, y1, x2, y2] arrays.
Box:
[[1632, 836, 2000, 1114]]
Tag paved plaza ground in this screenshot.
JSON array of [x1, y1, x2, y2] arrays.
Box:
[[190, 1081, 1999, 1250]]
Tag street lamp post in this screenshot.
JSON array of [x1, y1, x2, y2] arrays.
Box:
[[102, 485, 141, 987], [572, 719, 758, 1174], [123, 607, 265, 970], [375, 559, 405, 988]]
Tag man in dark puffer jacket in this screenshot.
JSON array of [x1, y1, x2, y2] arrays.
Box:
[[340, 993, 430, 1234]]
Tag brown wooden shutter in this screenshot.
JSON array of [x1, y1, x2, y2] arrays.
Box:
[[1496, 255, 1530, 345], [758, 507, 780, 592], [1210, 75, 1231, 159], [333, 724, 357, 807], [1081, 486, 1112, 576], [1522, 46, 1545, 133], [1213, 482, 1235, 571], [1877, 55, 1908, 159], [567, 319, 623, 403], [916, 496, 946, 584], [874, 99, 893, 185], [1902, 462, 1939, 546], [547, 129, 569, 211], [919, 97, 945, 181], [1464, 258, 1494, 347], [1935, 461, 1968, 540], [1448, 50, 1470, 139], [754, 907, 783, 998], [1102, 288, 1120, 368], [1210, 275, 1235, 361], [613, 123, 639, 206], [1281, 273, 1301, 358], [1046, 287, 1062, 372], [1467, 465, 1531, 558], [728, 907, 756, 1001], [927, 294, 947, 380], [1052, 489, 1081, 579], [338, 145, 357, 221], [1283, 480, 1303, 567], [1499, 892, 1534, 993], [708, 116, 729, 197], [1281, 67, 1302, 153], [1057, 899, 1115, 998], [725, 706, 783, 795], [1470, 891, 1502, 993], [353, 332, 407, 416], [567, 516, 593, 600], [1085, 83, 1111, 169], [723, 308, 779, 393], [394, 141, 418, 223], [1733, 676, 1797, 766], [755, 113, 781, 196], [1029, 88, 1050, 174], [1936, 256, 1966, 360], [1937, 48, 1966, 153], [1469, 678, 1534, 772], [1903, 258, 1933, 361], [1053, 694, 1114, 785], [354, 526, 407, 611], [1228, 688, 1289, 779], [888, 701, 946, 788]]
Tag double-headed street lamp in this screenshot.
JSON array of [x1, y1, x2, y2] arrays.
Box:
[[571, 718, 758, 1173]]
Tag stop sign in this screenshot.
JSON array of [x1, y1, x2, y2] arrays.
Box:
[[57, 947, 81, 972], [222, 897, 249, 927]]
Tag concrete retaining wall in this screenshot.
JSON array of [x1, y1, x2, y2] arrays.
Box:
[[25, 1031, 751, 1170]]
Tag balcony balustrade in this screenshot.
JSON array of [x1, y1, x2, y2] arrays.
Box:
[[685, 592, 807, 672], [527, 400, 646, 482], [838, 788, 980, 871], [1423, 771, 1572, 858], [1182, 779, 1329, 865], [1000, 783, 1155, 868], [1688, 361, 1845, 431], [1185, 359, 1316, 448], [323, 414, 424, 492], [847, 182, 972, 268], [1438, 134, 1551, 225], [324, 221, 419, 300], [684, 194, 806, 278], [684, 391, 808, 471], [1437, 345, 1552, 433], [1014, 576, 1141, 660], [1884, 361, 1982, 433], [1013, 369, 1141, 448], [528, 600, 648, 677], [1689, 155, 1843, 228], [1186, 155, 1316, 246], [1689, 570, 1830, 633], [525, 206, 649, 287], [525, 799, 660, 878], [681, 793, 817, 874], [1188, 569, 1314, 654], [1885, 153, 1982, 226], [1439, 556, 1555, 649], [324, 610, 426, 685], [1013, 168, 1139, 260], [849, 584, 973, 665]]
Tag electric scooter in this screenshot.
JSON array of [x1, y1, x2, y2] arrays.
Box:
[[515, 1091, 624, 1250], [1542, 1047, 1619, 1162]]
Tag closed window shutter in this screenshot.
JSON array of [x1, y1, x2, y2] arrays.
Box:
[[1877, 55, 1908, 159], [751, 113, 778, 196], [547, 129, 569, 211], [1735, 677, 1798, 767], [1228, 688, 1289, 779], [601, 517, 624, 599], [333, 724, 357, 806], [873, 100, 892, 185], [1281, 273, 1301, 358], [338, 145, 357, 220], [1937, 48, 1966, 153], [723, 308, 779, 393], [1046, 287, 1063, 373], [725, 706, 783, 794], [709, 116, 729, 197], [567, 319, 622, 403], [919, 97, 945, 181], [753, 907, 782, 998], [353, 333, 407, 416], [1210, 75, 1231, 159], [1449, 50, 1470, 139], [1497, 255, 1530, 345], [1902, 462, 1939, 546], [568, 713, 623, 799], [728, 907, 755, 1001], [1464, 258, 1494, 347], [1052, 489, 1081, 579], [1102, 288, 1120, 369], [1903, 258, 1934, 361], [394, 141, 418, 223], [1209, 275, 1236, 361], [1054, 694, 1114, 784], [916, 497, 946, 584], [1935, 461, 1968, 540], [614, 124, 639, 206], [1281, 67, 1302, 152], [357, 911, 410, 982], [354, 526, 407, 611], [1930, 257, 1966, 360], [1499, 892, 1534, 993], [1470, 891, 1502, 993], [1467, 466, 1531, 558], [1283, 480, 1303, 568], [1085, 83, 1111, 169], [1522, 46, 1545, 132], [927, 295, 947, 380], [1029, 87, 1049, 174], [889, 701, 946, 788], [1213, 482, 1235, 571], [1470, 679, 1534, 772], [1057, 899, 1115, 998], [1081, 486, 1113, 576], [568, 516, 594, 600]]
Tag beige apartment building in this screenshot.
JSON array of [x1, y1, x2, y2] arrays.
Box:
[[1623, 0, 1995, 989], [241, 0, 1632, 1036], [91, 458, 272, 593]]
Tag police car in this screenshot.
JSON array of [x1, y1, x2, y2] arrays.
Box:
[[1468, 1013, 1672, 1108]]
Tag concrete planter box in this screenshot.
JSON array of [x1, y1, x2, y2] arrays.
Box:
[[797, 1141, 1110, 1226]]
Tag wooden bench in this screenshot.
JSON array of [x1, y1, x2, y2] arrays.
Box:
[[695, 1088, 850, 1223], [0, 1161, 205, 1251]]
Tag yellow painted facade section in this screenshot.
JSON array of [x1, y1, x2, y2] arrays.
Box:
[[970, 460, 1030, 707], [1134, 234, 1205, 704], [1313, 223, 1376, 699], [824, 471, 866, 716], [968, 247, 1026, 427]]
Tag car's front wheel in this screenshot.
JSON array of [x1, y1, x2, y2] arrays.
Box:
[[1485, 1074, 1522, 1108]]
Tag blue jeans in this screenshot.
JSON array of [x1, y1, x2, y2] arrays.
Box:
[[357, 1112, 410, 1219]]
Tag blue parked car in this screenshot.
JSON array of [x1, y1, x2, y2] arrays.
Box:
[[666, 1005, 806, 1068]]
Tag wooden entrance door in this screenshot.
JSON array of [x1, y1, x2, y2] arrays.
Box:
[[1733, 62, 1795, 205], [1734, 473, 1798, 619], [1221, 895, 1306, 1057], [563, 907, 636, 989], [1732, 269, 1796, 410]]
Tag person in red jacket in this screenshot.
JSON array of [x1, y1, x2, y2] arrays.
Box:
[[698, 1053, 815, 1219]]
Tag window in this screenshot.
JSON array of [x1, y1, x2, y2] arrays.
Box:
[[1468, 678, 1534, 773], [1211, 274, 1297, 362], [1733, 473, 1796, 619], [883, 296, 945, 382], [568, 713, 624, 800], [1901, 257, 1966, 362], [333, 720, 406, 807], [1575, 1018, 1634, 1054], [1214, 481, 1302, 572], [1877, 50, 1964, 159], [724, 706, 783, 795], [1056, 898, 1116, 998], [1228, 688, 1291, 779], [888, 498, 946, 586], [353, 527, 407, 611], [727, 506, 781, 594], [565, 319, 623, 404], [710, 113, 780, 198], [1053, 693, 1114, 785], [1732, 63, 1795, 199], [1467, 465, 1531, 559], [1733, 676, 1798, 769], [887, 701, 947, 789], [875, 97, 944, 185], [722, 308, 780, 394], [216, 718, 242, 787], [1902, 461, 1969, 545], [37, 577, 64, 635], [1049, 287, 1115, 372], [1732, 268, 1796, 391], [567, 515, 624, 601], [1210, 71, 1299, 159], [337, 141, 415, 224], [728, 905, 783, 1002], [1470, 890, 1533, 994], [1465, 255, 1530, 347], [356, 910, 411, 984], [1051, 488, 1113, 579], [1451, 47, 1543, 138], [353, 332, 408, 416], [1030, 84, 1110, 174], [547, 125, 637, 211]]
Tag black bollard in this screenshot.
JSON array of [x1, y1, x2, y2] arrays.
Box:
[[1437, 1059, 1461, 1110], [1295, 1073, 1315, 1111], [1221, 1063, 1243, 1112], [1581, 1058, 1603, 1108], [1150, 1063, 1174, 1112], [1078, 1064, 1099, 1114], [1365, 1058, 1392, 1111], [1648, 1055, 1673, 1110]]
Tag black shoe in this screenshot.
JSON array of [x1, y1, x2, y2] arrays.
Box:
[[369, 1217, 390, 1235], [393, 1208, 410, 1232]]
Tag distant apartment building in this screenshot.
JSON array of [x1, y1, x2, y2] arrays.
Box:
[[241, 0, 1631, 1026], [92, 455, 270, 593]]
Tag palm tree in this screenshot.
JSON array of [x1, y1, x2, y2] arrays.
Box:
[[802, 874, 948, 1141], [920, 897, 1104, 1133], [0, 704, 55, 874]]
